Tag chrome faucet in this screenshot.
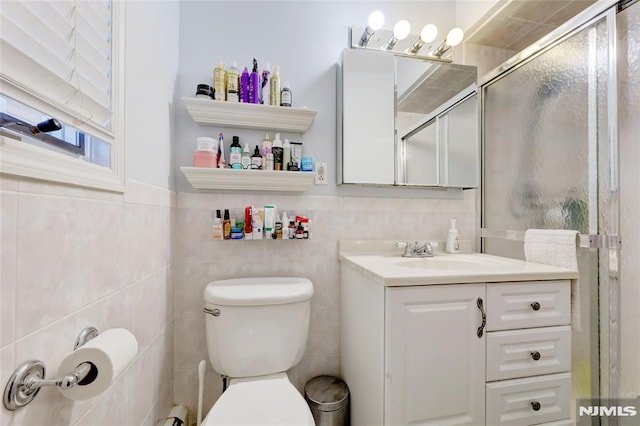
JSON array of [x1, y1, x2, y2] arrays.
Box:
[[396, 241, 434, 258]]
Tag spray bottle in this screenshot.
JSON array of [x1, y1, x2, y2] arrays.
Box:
[[249, 58, 260, 104], [270, 65, 281, 106], [226, 61, 239, 102], [240, 66, 250, 103]]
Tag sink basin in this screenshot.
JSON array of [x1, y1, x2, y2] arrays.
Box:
[[395, 254, 513, 270]]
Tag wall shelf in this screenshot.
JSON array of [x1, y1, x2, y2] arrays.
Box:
[[182, 97, 317, 133], [180, 166, 315, 192]]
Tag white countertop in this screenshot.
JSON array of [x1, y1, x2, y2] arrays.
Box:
[[339, 240, 578, 286]]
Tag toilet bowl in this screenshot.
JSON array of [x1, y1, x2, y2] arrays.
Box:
[[203, 277, 314, 425], [202, 373, 314, 425]]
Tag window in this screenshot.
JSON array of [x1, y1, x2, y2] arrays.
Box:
[[0, 0, 125, 192]]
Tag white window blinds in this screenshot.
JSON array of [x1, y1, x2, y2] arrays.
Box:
[[0, 0, 113, 136]]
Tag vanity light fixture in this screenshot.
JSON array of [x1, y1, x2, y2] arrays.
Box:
[[382, 20, 411, 50], [358, 10, 385, 47], [432, 27, 464, 58], [406, 24, 438, 54]]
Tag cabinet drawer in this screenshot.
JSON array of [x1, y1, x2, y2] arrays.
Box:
[[487, 281, 570, 330], [486, 372, 571, 426], [487, 326, 571, 381]]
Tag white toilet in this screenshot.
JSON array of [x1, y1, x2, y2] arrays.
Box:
[[202, 277, 315, 425]]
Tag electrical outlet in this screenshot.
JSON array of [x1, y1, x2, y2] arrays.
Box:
[[315, 162, 328, 185]]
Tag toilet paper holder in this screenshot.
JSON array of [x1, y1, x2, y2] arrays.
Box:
[[3, 326, 100, 411]]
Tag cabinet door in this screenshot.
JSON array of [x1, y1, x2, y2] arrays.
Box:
[[386, 284, 486, 425]]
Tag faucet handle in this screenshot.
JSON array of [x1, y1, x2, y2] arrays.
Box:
[[394, 241, 413, 255]]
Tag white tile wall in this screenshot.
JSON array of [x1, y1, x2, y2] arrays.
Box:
[[173, 190, 477, 415], [0, 177, 175, 426]]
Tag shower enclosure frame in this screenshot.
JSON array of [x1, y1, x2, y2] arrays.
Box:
[[477, 0, 621, 408]]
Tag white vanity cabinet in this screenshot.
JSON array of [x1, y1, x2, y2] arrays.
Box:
[[340, 263, 573, 426], [386, 284, 486, 425]]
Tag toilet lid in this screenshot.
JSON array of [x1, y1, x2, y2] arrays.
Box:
[[203, 374, 315, 426]]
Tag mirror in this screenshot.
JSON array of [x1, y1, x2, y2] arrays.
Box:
[[337, 49, 479, 188]]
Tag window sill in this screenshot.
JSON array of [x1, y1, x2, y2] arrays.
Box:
[[0, 135, 125, 193]]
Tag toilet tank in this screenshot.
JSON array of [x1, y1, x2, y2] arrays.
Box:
[[204, 277, 313, 378]]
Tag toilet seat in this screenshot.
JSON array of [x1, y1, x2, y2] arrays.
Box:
[[203, 373, 314, 426]]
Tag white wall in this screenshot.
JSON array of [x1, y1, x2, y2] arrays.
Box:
[[126, 0, 180, 190]]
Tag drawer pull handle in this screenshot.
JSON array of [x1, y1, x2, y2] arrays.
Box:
[[531, 401, 541, 411], [531, 351, 541, 361], [531, 301, 541, 311], [476, 297, 486, 338]]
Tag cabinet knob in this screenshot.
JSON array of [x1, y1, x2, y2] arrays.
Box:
[[531, 301, 541, 311], [531, 351, 541, 361], [531, 401, 541, 411]]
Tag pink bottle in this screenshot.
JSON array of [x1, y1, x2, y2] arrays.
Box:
[[193, 137, 217, 168]]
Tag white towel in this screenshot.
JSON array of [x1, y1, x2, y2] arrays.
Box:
[[524, 229, 581, 330]]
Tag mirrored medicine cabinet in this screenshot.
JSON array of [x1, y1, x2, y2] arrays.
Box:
[[337, 48, 479, 188]]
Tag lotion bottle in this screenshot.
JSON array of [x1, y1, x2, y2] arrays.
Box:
[[226, 61, 239, 102], [283, 138, 291, 170], [446, 219, 460, 253]]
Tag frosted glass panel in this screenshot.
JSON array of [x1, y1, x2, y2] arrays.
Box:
[[483, 25, 605, 235], [482, 17, 610, 405]]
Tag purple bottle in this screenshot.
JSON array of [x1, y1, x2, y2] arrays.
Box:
[[249, 58, 260, 104], [240, 67, 250, 103]]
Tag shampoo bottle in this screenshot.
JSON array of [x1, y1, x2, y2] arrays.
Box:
[[229, 136, 242, 169], [446, 219, 460, 254]]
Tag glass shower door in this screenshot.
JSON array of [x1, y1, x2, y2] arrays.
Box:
[[481, 11, 615, 415]]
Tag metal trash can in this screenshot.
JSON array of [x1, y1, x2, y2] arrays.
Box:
[[304, 375, 350, 426]]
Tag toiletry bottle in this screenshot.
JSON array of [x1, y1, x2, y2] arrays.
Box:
[[241, 143, 251, 169], [446, 218, 460, 253], [226, 61, 239, 102], [260, 62, 271, 105], [217, 132, 226, 168], [261, 133, 272, 170], [223, 209, 231, 240], [280, 81, 292, 107], [251, 145, 262, 169], [289, 141, 302, 171], [240, 67, 250, 103], [193, 137, 217, 168], [212, 210, 223, 240], [270, 65, 281, 106], [272, 133, 283, 171], [296, 223, 304, 239], [229, 136, 242, 169], [264, 205, 276, 239], [243, 206, 253, 240], [283, 138, 291, 171], [213, 62, 226, 101], [281, 212, 289, 239], [249, 58, 260, 104], [252, 207, 263, 240]]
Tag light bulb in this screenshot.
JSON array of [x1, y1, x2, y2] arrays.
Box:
[[446, 27, 464, 46], [420, 24, 438, 43], [368, 11, 384, 31], [393, 20, 411, 40]]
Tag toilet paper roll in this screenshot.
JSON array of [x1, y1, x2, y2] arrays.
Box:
[[57, 328, 138, 401]]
